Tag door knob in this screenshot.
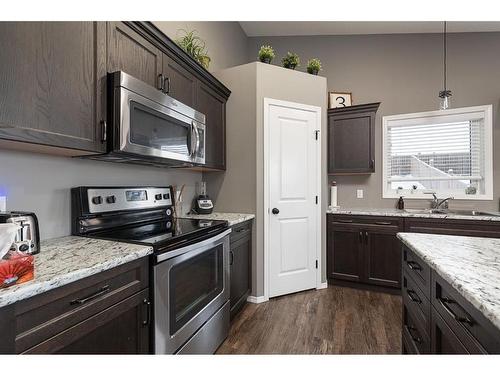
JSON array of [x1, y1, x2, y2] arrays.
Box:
[[272, 208, 279, 215]]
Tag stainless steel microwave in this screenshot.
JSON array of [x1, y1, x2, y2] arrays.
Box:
[[92, 71, 206, 167]]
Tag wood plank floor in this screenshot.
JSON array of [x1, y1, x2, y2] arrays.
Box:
[[217, 285, 402, 354]]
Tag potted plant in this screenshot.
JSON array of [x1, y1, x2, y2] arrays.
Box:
[[258, 45, 275, 64], [306, 58, 322, 75], [175, 29, 211, 69], [281, 52, 300, 70]]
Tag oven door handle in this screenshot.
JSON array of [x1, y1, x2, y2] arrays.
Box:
[[156, 228, 232, 263]]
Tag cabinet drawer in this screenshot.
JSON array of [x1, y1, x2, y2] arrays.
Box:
[[402, 270, 430, 332], [405, 218, 500, 238], [22, 289, 150, 354], [403, 303, 430, 354], [431, 306, 470, 354], [328, 215, 402, 229], [431, 272, 499, 353], [230, 221, 252, 244], [402, 246, 430, 299], [15, 257, 149, 353]]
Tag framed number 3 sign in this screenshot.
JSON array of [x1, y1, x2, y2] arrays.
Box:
[[329, 92, 352, 109]]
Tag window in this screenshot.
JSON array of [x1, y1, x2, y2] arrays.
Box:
[[382, 105, 493, 200]]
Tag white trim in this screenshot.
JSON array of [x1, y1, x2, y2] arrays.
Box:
[[247, 295, 268, 304], [382, 105, 493, 201], [263, 97, 322, 301], [316, 282, 328, 290]]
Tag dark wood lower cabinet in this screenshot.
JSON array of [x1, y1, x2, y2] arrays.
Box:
[[0, 258, 151, 354], [402, 245, 500, 354], [229, 221, 252, 319], [25, 289, 150, 354], [327, 215, 402, 290]]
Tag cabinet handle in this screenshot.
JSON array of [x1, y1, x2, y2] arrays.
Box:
[[333, 219, 353, 224], [142, 299, 151, 326], [406, 260, 422, 271], [364, 231, 368, 244], [70, 285, 110, 305], [370, 159, 375, 169], [406, 288, 422, 304], [405, 325, 422, 344], [374, 221, 392, 226], [100, 120, 107, 143], [235, 227, 248, 233], [163, 77, 170, 94], [438, 297, 474, 326], [229, 250, 234, 265], [359, 231, 363, 243], [157, 74, 164, 91]]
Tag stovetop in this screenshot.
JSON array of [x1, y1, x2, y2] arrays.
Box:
[[87, 218, 228, 252]]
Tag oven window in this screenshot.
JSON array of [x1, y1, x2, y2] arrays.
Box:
[[169, 244, 224, 335], [129, 101, 191, 156]]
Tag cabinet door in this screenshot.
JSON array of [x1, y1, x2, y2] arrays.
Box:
[[327, 103, 379, 174], [327, 225, 363, 282], [0, 22, 106, 153], [364, 227, 401, 288], [195, 82, 226, 170], [107, 22, 163, 89], [162, 55, 197, 107], [431, 307, 469, 354], [229, 235, 251, 319], [23, 289, 151, 354]]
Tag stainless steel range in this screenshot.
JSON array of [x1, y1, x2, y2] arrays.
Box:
[[71, 186, 231, 354]]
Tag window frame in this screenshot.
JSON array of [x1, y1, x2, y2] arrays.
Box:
[[382, 105, 493, 200]]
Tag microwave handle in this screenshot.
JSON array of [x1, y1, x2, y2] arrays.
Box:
[[189, 121, 197, 157], [193, 121, 200, 157]]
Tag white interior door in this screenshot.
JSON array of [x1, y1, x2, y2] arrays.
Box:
[[266, 99, 320, 298]]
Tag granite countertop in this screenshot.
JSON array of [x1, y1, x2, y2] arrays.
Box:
[[0, 236, 153, 308], [397, 232, 500, 330], [327, 207, 500, 221], [180, 212, 255, 226]]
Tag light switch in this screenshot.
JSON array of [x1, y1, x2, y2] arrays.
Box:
[[0, 196, 6, 212], [356, 189, 364, 199]]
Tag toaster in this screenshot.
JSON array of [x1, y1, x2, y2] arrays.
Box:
[[0, 211, 40, 255]]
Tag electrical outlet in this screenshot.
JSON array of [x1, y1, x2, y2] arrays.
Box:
[[356, 189, 364, 199], [0, 196, 6, 212]]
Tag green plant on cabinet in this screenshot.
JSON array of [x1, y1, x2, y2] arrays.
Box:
[[175, 29, 211, 69], [307, 58, 322, 75], [282, 52, 300, 70], [258, 45, 275, 64]]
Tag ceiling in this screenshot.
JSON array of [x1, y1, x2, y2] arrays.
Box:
[[239, 21, 500, 37]]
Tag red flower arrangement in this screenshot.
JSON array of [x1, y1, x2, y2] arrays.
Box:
[[0, 250, 34, 288]]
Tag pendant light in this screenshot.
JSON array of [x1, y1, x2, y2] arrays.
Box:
[[438, 21, 452, 110]]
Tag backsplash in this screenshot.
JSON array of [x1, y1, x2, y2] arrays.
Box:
[[0, 150, 201, 240]]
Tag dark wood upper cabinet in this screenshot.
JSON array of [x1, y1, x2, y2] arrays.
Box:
[[162, 55, 197, 108], [107, 22, 163, 89], [195, 81, 226, 170], [328, 102, 380, 175], [0, 22, 107, 154]]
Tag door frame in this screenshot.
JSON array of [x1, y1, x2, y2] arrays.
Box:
[[263, 97, 322, 301]]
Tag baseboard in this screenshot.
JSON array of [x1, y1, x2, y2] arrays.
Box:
[[247, 295, 268, 304], [316, 282, 328, 290]]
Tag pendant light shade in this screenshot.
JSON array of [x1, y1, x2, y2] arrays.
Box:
[[439, 21, 452, 110]]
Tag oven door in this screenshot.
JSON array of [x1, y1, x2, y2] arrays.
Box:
[[154, 229, 231, 354], [117, 86, 205, 165]]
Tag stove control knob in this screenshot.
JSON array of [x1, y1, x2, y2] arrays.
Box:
[[163, 193, 170, 200], [106, 195, 116, 204], [166, 208, 172, 216], [166, 222, 172, 229], [155, 194, 162, 200], [92, 196, 103, 205]]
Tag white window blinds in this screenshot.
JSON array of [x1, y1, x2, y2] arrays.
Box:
[[382, 106, 493, 200]]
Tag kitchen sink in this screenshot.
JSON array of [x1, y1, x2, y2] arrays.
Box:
[[404, 208, 500, 217]]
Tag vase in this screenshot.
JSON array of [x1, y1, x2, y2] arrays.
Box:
[[260, 57, 272, 64]]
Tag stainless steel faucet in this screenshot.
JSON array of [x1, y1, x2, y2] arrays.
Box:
[[425, 192, 454, 210]]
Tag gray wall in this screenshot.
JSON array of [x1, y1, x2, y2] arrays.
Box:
[[153, 22, 248, 73], [248, 32, 500, 211], [0, 21, 249, 240]]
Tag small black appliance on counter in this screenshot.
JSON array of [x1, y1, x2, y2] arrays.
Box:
[[193, 181, 213, 214]]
